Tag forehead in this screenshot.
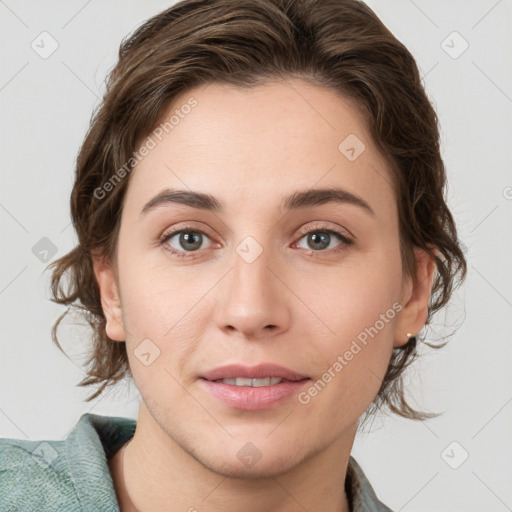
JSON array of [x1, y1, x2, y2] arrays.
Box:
[[125, 79, 396, 222]]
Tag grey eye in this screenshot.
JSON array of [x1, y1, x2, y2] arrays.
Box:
[[297, 231, 341, 251], [166, 231, 210, 252]]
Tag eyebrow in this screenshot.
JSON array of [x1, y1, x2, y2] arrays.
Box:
[[140, 187, 375, 217]]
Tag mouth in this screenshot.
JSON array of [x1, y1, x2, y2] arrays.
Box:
[[198, 363, 311, 410], [208, 377, 296, 387], [200, 362, 309, 382]]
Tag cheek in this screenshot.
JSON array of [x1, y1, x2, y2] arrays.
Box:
[[298, 310, 395, 428], [293, 257, 400, 404], [293, 252, 401, 347], [117, 260, 210, 381], [118, 251, 200, 334]]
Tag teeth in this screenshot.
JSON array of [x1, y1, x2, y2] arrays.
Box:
[[214, 377, 283, 387]]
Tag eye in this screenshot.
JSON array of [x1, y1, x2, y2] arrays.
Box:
[[159, 223, 353, 259], [294, 224, 353, 256], [159, 227, 213, 258]]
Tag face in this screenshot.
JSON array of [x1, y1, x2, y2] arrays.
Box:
[[95, 78, 431, 478]]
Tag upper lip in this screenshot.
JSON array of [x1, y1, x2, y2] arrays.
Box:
[[200, 364, 309, 381]]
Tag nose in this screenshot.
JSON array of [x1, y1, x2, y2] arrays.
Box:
[[214, 239, 291, 341]]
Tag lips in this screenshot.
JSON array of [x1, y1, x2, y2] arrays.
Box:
[[200, 363, 309, 383]]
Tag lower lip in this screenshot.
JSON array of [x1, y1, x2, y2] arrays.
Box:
[[199, 378, 311, 410]]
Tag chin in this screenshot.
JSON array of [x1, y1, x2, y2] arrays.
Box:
[[200, 453, 303, 480], [196, 434, 317, 478]]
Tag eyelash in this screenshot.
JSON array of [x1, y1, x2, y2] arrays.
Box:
[[158, 224, 353, 259]]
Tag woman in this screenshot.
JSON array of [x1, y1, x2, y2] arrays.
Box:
[[0, 0, 467, 510]]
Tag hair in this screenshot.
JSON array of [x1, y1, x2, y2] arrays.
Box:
[[47, 0, 467, 422]]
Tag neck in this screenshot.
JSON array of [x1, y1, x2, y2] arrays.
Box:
[[109, 406, 355, 512]]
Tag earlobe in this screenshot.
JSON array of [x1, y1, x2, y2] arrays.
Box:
[[92, 253, 126, 342], [394, 247, 437, 348]]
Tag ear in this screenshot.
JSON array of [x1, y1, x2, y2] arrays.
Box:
[[394, 246, 437, 347], [92, 252, 126, 342]]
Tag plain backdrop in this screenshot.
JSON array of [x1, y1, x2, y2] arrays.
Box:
[[1, 1, 511, 511]]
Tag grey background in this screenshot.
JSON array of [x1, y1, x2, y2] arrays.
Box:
[[1, 1, 511, 510]]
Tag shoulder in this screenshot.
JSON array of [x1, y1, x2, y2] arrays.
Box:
[[0, 436, 81, 511], [346, 456, 395, 512], [0, 413, 135, 512]]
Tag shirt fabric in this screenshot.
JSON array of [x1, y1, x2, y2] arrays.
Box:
[[0, 413, 394, 511]]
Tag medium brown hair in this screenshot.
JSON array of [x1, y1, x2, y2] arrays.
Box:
[[47, 0, 467, 422]]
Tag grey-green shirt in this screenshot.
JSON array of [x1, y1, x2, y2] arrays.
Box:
[[0, 413, 394, 511]]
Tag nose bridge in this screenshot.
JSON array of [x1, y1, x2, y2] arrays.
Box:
[[215, 231, 289, 338], [231, 233, 277, 310]]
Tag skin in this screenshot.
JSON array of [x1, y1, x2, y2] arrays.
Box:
[[95, 78, 436, 512]]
